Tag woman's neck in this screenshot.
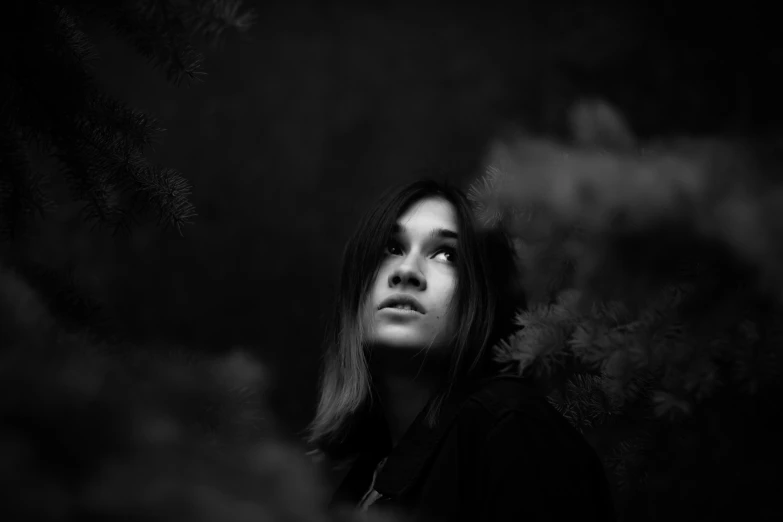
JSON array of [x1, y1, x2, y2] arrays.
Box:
[[376, 370, 439, 448], [370, 349, 445, 448]]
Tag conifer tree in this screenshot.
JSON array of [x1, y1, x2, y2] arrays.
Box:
[[470, 100, 783, 520], [0, 0, 256, 241], [0, 0, 258, 339]]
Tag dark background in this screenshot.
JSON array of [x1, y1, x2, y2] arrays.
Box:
[[12, 1, 782, 439]]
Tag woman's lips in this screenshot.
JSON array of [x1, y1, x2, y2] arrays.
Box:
[[379, 307, 422, 315], [377, 294, 425, 313]]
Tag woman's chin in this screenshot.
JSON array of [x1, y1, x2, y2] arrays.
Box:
[[372, 336, 428, 350], [367, 334, 450, 357]]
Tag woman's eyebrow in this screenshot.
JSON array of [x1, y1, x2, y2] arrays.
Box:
[[392, 223, 458, 240]]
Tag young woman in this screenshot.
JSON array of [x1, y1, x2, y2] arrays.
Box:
[[305, 179, 615, 521]]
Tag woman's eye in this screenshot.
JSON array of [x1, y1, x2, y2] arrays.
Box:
[[385, 241, 455, 263], [385, 241, 402, 256], [434, 248, 457, 263]]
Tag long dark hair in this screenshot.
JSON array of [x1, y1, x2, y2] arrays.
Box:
[[305, 178, 523, 463]]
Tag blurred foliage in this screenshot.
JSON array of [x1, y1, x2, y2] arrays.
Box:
[[472, 99, 783, 520], [0, 261, 405, 522]]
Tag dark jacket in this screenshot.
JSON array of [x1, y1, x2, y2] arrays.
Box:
[[327, 374, 616, 521]]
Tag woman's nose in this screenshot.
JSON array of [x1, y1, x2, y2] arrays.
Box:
[[388, 259, 426, 290]]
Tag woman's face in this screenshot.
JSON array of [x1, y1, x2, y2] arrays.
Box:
[[363, 196, 459, 353]]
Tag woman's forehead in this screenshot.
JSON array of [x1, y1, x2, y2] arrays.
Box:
[[396, 197, 458, 234]]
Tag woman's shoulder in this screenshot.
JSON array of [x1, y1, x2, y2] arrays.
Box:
[[453, 374, 590, 451], [461, 375, 607, 468], [460, 373, 553, 422], [445, 375, 535, 447], [451, 377, 616, 521]]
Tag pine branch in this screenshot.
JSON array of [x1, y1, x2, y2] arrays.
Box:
[[69, 98, 197, 236], [603, 434, 652, 492], [106, 2, 207, 87], [0, 1, 226, 238], [546, 372, 617, 433], [180, 0, 257, 45], [493, 289, 582, 378], [135, 164, 197, 234], [75, 0, 257, 88], [600, 369, 656, 410], [3, 3, 136, 236], [85, 93, 166, 153], [467, 164, 506, 228], [54, 130, 135, 236]]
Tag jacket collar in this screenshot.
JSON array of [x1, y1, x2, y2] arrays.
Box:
[[376, 373, 531, 497], [330, 374, 530, 506], [330, 380, 475, 506], [371, 380, 473, 498]]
